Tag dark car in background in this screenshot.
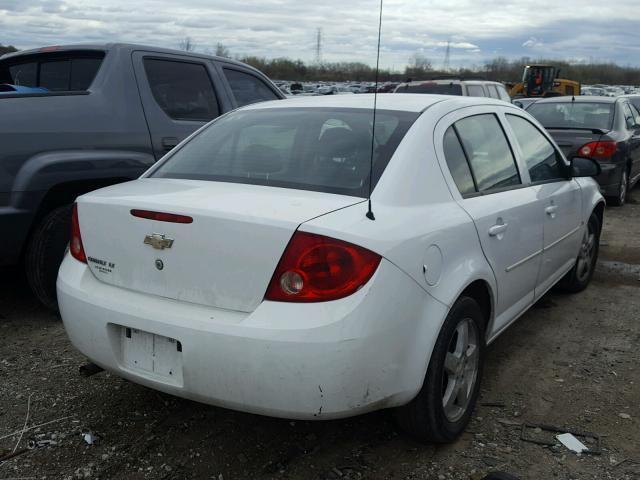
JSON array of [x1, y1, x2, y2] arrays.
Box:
[[528, 96, 640, 205]]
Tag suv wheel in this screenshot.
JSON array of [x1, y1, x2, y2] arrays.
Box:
[[25, 205, 73, 311], [394, 296, 485, 443]]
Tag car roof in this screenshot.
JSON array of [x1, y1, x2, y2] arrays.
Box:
[[0, 43, 251, 69], [244, 93, 510, 113], [398, 79, 501, 87], [533, 95, 618, 104]]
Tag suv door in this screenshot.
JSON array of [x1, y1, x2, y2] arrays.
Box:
[[503, 113, 582, 296], [622, 102, 640, 184], [132, 52, 225, 159], [437, 108, 543, 334]]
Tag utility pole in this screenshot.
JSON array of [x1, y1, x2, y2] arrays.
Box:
[[315, 28, 323, 65]]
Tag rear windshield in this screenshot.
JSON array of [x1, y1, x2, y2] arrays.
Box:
[[396, 83, 463, 95], [528, 102, 614, 131], [151, 107, 419, 197], [0, 51, 104, 92]]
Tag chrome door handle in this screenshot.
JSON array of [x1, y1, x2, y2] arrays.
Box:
[[545, 205, 558, 216], [488, 223, 508, 237]]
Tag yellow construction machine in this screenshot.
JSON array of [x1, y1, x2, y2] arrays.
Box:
[[509, 65, 580, 98]]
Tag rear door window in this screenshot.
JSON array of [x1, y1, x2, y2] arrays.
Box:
[[396, 83, 463, 95], [622, 103, 637, 129], [454, 114, 521, 192], [143, 58, 220, 121], [223, 68, 280, 107], [466, 85, 486, 97], [506, 114, 566, 183]]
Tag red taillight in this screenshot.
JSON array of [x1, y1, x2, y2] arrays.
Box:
[[578, 141, 617, 159], [264, 231, 381, 302], [130, 209, 193, 224], [70, 204, 87, 263]]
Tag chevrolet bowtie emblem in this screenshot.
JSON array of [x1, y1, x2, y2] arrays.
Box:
[[144, 233, 174, 250]]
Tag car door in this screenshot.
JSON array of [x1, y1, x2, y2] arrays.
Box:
[[622, 102, 640, 184], [437, 108, 543, 334], [503, 112, 582, 296], [132, 51, 225, 160]]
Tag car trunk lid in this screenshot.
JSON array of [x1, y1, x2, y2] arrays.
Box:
[[545, 128, 608, 159], [77, 178, 364, 312]]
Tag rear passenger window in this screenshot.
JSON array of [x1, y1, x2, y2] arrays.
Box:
[[3, 54, 103, 91], [506, 114, 566, 183], [443, 126, 476, 196], [466, 85, 485, 97], [144, 59, 219, 121], [455, 114, 521, 192], [223, 69, 279, 107]]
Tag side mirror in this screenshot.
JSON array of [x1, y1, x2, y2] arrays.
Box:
[[571, 156, 601, 177]]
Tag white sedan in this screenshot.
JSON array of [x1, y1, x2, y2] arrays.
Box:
[[58, 94, 604, 442]]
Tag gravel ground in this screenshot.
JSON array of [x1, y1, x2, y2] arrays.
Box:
[[1, 187, 639, 480]]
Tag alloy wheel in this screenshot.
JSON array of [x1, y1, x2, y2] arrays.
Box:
[[576, 223, 596, 283], [619, 170, 628, 205], [442, 318, 479, 422]]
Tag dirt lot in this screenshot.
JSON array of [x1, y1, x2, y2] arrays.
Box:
[[1, 189, 639, 480]]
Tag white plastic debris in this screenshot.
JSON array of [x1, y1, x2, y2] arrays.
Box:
[[557, 433, 588, 453], [82, 432, 99, 445]]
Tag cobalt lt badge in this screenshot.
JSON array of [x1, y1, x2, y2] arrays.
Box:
[[155, 259, 164, 271]]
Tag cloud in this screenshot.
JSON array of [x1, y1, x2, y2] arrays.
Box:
[[522, 37, 544, 49], [0, 0, 639, 68]]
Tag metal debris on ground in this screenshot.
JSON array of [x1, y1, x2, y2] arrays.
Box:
[[557, 433, 588, 454], [520, 423, 601, 455], [82, 432, 100, 445]]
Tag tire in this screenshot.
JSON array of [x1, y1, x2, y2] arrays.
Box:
[[394, 296, 485, 443], [557, 211, 600, 293], [25, 205, 73, 311], [609, 167, 628, 207]]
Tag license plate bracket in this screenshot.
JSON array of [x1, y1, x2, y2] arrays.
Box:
[[121, 327, 184, 386]]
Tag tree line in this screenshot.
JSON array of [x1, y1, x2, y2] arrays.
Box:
[[3, 39, 639, 85]]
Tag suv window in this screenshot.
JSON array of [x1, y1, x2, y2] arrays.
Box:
[[223, 69, 279, 107], [443, 126, 476, 196], [486, 85, 500, 99], [395, 83, 463, 95], [466, 85, 486, 97], [506, 114, 566, 183], [496, 85, 511, 102], [143, 59, 219, 122], [454, 114, 521, 192], [0, 53, 104, 91]]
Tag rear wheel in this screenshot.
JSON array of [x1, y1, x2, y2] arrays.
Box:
[[609, 167, 628, 207], [557, 211, 600, 293], [25, 205, 72, 311], [394, 296, 485, 443]]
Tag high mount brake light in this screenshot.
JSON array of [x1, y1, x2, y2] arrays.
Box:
[[70, 204, 87, 263], [578, 141, 617, 159], [130, 209, 193, 224], [265, 231, 381, 303]]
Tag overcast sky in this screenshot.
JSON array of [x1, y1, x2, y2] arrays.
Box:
[[1, 0, 639, 69]]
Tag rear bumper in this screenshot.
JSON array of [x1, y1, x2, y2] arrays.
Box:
[[594, 162, 624, 197], [57, 255, 447, 420]]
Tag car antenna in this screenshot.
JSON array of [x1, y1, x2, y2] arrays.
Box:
[[366, 0, 384, 221]]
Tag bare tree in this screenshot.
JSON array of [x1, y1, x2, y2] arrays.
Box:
[[215, 43, 231, 58], [179, 37, 196, 52]]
